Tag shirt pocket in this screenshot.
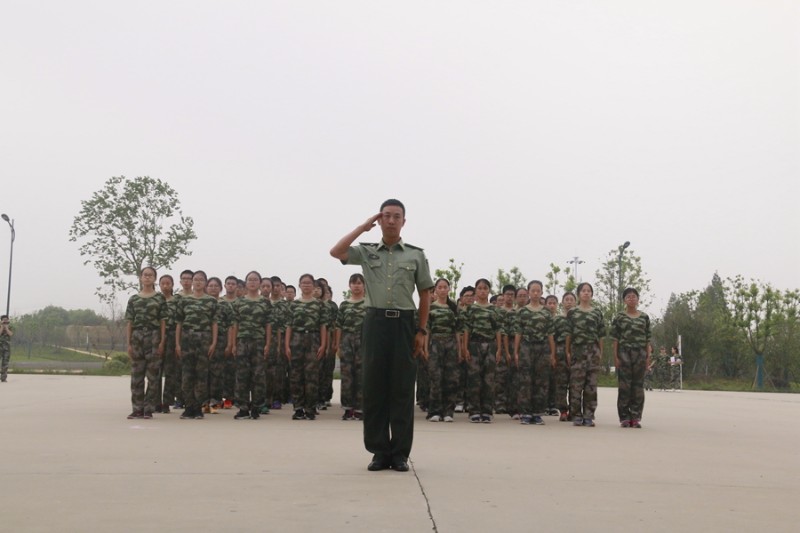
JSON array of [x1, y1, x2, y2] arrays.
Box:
[[398, 261, 417, 287]]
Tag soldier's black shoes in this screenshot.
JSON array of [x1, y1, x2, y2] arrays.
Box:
[[234, 408, 251, 419], [367, 456, 391, 471], [391, 459, 410, 472], [250, 408, 260, 420], [127, 411, 144, 419], [292, 409, 306, 420]]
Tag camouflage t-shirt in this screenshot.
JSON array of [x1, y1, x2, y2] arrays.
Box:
[[553, 314, 570, 344], [286, 298, 327, 332], [428, 301, 460, 336], [125, 292, 167, 331], [233, 296, 271, 340], [0, 327, 11, 350], [175, 294, 218, 331], [499, 307, 516, 338], [326, 300, 338, 329], [216, 298, 235, 333], [163, 294, 179, 331], [269, 299, 288, 331], [511, 305, 554, 342], [566, 306, 606, 346], [335, 299, 366, 334], [462, 302, 504, 339], [611, 311, 651, 348]]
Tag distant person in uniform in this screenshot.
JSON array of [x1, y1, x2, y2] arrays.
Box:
[[0, 315, 13, 382], [330, 199, 434, 473]]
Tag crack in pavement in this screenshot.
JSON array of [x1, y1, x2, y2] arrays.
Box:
[[411, 459, 438, 532]]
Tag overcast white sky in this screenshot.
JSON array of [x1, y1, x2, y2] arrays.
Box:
[[1, 1, 798, 317]]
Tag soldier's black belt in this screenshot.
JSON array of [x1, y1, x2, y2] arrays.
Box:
[[367, 308, 415, 319]]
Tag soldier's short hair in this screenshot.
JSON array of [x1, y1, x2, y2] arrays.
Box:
[[380, 198, 405, 216], [502, 284, 516, 294]]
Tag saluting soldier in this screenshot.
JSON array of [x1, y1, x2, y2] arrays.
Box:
[[330, 199, 434, 473]]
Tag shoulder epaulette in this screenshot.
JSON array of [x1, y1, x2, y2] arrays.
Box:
[[405, 243, 424, 251]]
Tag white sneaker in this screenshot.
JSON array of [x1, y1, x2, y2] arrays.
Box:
[[443, 416, 454, 423], [454, 404, 464, 413], [428, 415, 441, 422]]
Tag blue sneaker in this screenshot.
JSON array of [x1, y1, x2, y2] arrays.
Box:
[[520, 415, 532, 425], [532, 416, 545, 425]]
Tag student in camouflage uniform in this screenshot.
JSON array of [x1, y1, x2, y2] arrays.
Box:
[[669, 346, 682, 390], [550, 292, 575, 421], [221, 276, 240, 408], [285, 273, 328, 420], [155, 275, 177, 413], [462, 278, 504, 423], [512, 281, 556, 425], [206, 277, 233, 413], [169, 269, 194, 409], [336, 273, 367, 420], [256, 277, 275, 415], [231, 271, 272, 420], [175, 270, 219, 420], [0, 315, 13, 382], [612, 287, 652, 428], [653, 346, 670, 390], [317, 281, 338, 410], [566, 282, 606, 427], [425, 279, 461, 422], [268, 276, 288, 409], [494, 284, 516, 415], [125, 267, 167, 419], [454, 286, 475, 413]]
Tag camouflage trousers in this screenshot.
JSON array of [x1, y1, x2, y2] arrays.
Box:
[[550, 344, 570, 413], [223, 348, 236, 401], [569, 343, 601, 421], [208, 334, 226, 403], [0, 344, 10, 381], [427, 336, 460, 418], [162, 329, 183, 405], [235, 338, 267, 410], [318, 334, 336, 403], [339, 331, 363, 410], [494, 353, 511, 413], [617, 346, 647, 421], [653, 363, 670, 390], [517, 340, 551, 416], [264, 332, 280, 404], [416, 354, 429, 408], [290, 332, 320, 412], [457, 360, 468, 406], [466, 339, 497, 416], [180, 330, 211, 411], [130, 329, 162, 414]]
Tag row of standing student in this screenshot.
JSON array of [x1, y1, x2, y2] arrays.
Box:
[[416, 279, 652, 427], [125, 268, 348, 421], [126, 268, 651, 428]]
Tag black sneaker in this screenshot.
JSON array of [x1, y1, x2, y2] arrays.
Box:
[[250, 408, 260, 420], [143, 411, 153, 419], [180, 408, 194, 419], [292, 409, 306, 420], [305, 411, 316, 420], [194, 411, 205, 419], [342, 409, 354, 421], [234, 408, 251, 420], [127, 411, 144, 420]]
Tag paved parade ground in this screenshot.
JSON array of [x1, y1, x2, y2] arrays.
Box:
[[1, 374, 798, 532]]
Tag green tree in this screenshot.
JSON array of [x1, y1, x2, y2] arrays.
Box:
[[493, 266, 527, 294], [725, 276, 782, 389], [594, 247, 652, 319], [544, 263, 574, 297], [434, 258, 464, 300], [69, 176, 196, 305], [767, 289, 800, 388]]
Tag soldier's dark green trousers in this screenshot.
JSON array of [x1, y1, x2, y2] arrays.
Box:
[[362, 308, 417, 462]]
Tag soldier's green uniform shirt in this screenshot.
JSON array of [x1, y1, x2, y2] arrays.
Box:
[[462, 303, 505, 338], [125, 293, 168, 331], [344, 239, 434, 309], [553, 314, 570, 344], [232, 296, 271, 340], [566, 306, 606, 345], [428, 301, 460, 335], [175, 294, 218, 331], [511, 305, 554, 342], [336, 299, 366, 333], [610, 312, 651, 348], [286, 298, 328, 332]]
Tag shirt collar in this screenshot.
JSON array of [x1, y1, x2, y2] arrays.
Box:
[[377, 238, 405, 251]]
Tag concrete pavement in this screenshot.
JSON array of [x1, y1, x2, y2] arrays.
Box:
[[1, 375, 798, 532]]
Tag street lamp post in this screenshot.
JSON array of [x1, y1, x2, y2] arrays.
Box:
[[617, 241, 630, 311], [567, 256, 585, 283], [1, 214, 15, 316]]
